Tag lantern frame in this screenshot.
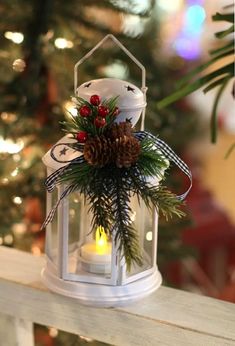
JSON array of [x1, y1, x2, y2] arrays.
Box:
[[41, 35, 163, 307]]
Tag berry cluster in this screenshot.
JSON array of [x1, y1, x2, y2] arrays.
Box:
[[76, 94, 120, 143]]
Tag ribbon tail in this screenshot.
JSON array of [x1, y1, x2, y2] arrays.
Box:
[[41, 183, 80, 229], [45, 166, 70, 192], [45, 155, 86, 192], [135, 131, 192, 200]]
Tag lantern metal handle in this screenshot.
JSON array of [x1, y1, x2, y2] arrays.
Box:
[[74, 34, 147, 130]]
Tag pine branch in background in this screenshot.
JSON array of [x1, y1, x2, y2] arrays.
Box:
[[157, 7, 234, 144]]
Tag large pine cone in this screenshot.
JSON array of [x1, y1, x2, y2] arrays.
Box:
[[84, 136, 113, 167], [109, 121, 133, 140], [113, 135, 140, 168]]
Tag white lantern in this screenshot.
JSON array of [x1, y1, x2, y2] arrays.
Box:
[[41, 35, 163, 307]]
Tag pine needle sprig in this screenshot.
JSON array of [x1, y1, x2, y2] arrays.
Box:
[[64, 95, 120, 137], [138, 138, 169, 179], [86, 168, 115, 235], [128, 167, 185, 220], [57, 161, 113, 235], [112, 171, 142, 271], [58, 160, 94, 186]]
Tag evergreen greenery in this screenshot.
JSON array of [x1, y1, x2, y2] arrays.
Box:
[[55, 134, 184, 269], [49, 94, 185, 269], [157, 6, 234, 144], [62, 95, 119, 137]]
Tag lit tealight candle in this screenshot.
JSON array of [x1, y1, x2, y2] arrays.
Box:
[[81, 226, 112, 274]]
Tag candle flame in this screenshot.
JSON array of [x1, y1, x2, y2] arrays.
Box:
[[96, 226, 107, 254]]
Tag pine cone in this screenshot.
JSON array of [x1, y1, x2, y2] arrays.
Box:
[[109, 121, 133, 140], [84, 136, 113, 167], [113, 135, 140, 168]]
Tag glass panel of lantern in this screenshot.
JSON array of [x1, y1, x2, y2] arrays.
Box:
[[121, 196, 156, 284], [45, 168, 58, 266], [64, 190, 117, 284], [55, 187, 157, 285]]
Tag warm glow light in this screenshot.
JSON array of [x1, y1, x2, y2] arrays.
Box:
[[63, 100, 78, 117], [48, 327, 58, 338], [12, 223, 27, 235], [13, 154, 21, 162], [96, 226, 108, 254], [54, 38, 74, 49], [130, 211, 136, 222], [1, 112, 17, 123], [13, 196, 22, 205], [31, 245, 42, 256], [4, 234, 13, 245], [146, 231, 153, 241], [122, 15, 145, 37], [4, 31, 24, 44], [0, 137, 24, 154], [104, 61, 128, 79], [157, 0, 183, 12], [11, 168, 19, 177], [80, 335, 93, 342]]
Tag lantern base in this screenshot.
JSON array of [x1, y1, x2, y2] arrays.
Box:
[[41, 265, 162, 307]]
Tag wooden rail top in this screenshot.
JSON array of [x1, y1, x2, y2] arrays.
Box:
[[0, 246, 235, 345]]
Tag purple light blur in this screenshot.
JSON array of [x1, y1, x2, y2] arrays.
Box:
[[174, 37, 201, 60], [173, 0, 205, 60], [187, 0, 204, 5]]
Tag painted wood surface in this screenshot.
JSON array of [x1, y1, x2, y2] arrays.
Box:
[[0, 313, 34, 346], [0, 246, 235, 346]]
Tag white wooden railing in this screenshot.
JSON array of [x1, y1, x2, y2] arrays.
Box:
[[0, 246, 235, 346]]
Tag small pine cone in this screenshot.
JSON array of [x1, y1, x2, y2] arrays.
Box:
[[109, 121, 133, 140], [84, 136, 113, 167], [113, 135, 140, 168]]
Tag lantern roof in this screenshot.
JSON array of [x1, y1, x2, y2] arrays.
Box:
[[42, 135, 80, 170], [76, 78, 146, 110]]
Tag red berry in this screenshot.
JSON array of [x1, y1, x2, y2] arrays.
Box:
[[79, 105, 91, 117], [90, 94, 101, 106], [76, 131, 88, 143], [113, 107, 120, 116], [98, 105, 109, 117], [94, 117, 106, 128]]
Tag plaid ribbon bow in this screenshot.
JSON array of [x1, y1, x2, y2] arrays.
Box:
[[41, 131, 192, 229]]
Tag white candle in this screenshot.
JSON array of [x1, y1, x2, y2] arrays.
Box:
[[81, 242, 111, 263], [80, 227, 112, 274]]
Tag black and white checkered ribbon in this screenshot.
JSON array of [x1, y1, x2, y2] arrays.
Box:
[[45, 155, 85, 192], [41, 183, 81, 229], [42, 132, 192, 228], [135, 131, 192, 201]]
